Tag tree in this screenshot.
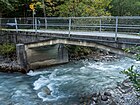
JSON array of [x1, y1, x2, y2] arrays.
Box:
[[110, 0, 140, 16], [0, 0, 17, 17], [43, 0, 65, 16], [58, 0, 112, 17]]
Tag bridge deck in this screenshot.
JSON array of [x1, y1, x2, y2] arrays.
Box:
[[4, 29, 140, 40]]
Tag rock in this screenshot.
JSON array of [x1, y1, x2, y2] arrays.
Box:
[[20, 68, 27, 74], [117, 86, 133, 94], [92, 97, 98, 103], [90, 101, 96, 105], [104, 91, 111, 96], [101, 95, 108, 101], [92, 92, 98, 97], [109, 100, 117, 105], [42, 87, 52, 95], [79, 97, 84, 103]]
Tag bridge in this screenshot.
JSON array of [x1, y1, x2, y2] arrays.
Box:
[[0, 16, 140, 71]]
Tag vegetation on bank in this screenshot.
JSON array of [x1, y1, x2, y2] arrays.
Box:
[[66, 46, 93, 59], [0, 43, 16, 59], [123, 46, 140, 94], [122, 66, 140, 92]]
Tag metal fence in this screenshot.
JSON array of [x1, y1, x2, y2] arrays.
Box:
[[1, 16, 140, 40]]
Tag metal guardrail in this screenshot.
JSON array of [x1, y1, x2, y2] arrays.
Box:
[[0, 16, 140, 41]]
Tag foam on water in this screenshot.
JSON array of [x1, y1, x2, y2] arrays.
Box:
[[27, 70, 52, 76], [33, 75, 50, 90], [32, 57, 137, 103]]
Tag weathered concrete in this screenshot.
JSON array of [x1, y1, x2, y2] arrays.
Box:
[[25, 39, 135, 58], [1, 30, 139, 71], [16, 43, 68, 70], [1, 30, 140, 45], [16, 44, 27, 68]]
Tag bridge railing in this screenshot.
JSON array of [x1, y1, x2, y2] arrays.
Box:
[[0, 16, 140, 41]]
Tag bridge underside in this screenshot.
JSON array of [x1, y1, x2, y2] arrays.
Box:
[[16, 38, 135, 71], [25, 38, 134, 57]]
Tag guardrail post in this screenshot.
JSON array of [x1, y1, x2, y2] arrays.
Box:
[[0, 18, 1, 29], [115, 16, 118, 41], [68, 17, 71, 37], [15, 18, 18, 32], [45, 18, 47, 29], [35, 17, 37, 33], [99, 18, 102, 32]]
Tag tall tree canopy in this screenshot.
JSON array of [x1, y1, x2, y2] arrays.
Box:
[[0, 0, 17, 17], [110, 0, 140, 16], [58, 0, 112, 17], [1, 0, 140, 17]]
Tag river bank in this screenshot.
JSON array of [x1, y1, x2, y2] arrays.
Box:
[[0, 48, 120, 73], [0, 56, 27, 73], [78, 79, 140, 105]]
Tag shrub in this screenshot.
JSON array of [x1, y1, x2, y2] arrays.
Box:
[[122, 65, 140, 92], [0, 43, 16, 57]]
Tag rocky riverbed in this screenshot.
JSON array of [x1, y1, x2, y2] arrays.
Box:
[[78, 79, 140, 105], [0, 56, 26, 73], [69, 49, 120, 62]]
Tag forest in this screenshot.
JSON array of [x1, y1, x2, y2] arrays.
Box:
[[0, 0, 140, 18]]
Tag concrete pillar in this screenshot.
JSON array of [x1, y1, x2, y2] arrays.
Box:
[[58, 44, 69, 62], [16, 44, 27, 69]]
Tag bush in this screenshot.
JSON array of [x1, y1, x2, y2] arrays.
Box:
[[66, 45, 92, 57], [124, 46, 140, 60], [122, 65, 140, 92], [0, 43, 16, 57]]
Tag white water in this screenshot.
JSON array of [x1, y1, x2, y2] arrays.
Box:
[[0, 57, 138, 105], [28, 57, 138, 104]]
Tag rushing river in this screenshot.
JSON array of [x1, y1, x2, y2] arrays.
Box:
[[0, 57, 139, 105]]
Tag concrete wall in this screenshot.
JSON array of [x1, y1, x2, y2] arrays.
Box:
[[0, 30, 51, 44], [16, 43, 68, 71], [2, 30, 138, 71]]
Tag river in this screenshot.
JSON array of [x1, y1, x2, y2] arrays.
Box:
[[0, 57, 139, 105]]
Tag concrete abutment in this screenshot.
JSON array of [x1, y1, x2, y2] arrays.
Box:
[[16, 43, 69, 71]]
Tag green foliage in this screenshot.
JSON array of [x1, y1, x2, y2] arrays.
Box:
[[66, 46, 92, 57], [110, 0, 140, 16], [2, 0, 140, 17], [122, 65, 140, 92], [0, 0, 17, 13], [0, 43, 16, 56], [44, 0, 65, 16], [124, 46, 140, 60], [58, 0, 112, 17]]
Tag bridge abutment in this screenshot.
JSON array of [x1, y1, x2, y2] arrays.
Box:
[[16, 44, 68, 71]]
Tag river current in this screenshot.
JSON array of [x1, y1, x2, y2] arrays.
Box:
[[0, 57, 139, 105]]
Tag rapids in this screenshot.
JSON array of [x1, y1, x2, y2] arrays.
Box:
[[0, 57, 139, 105]]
